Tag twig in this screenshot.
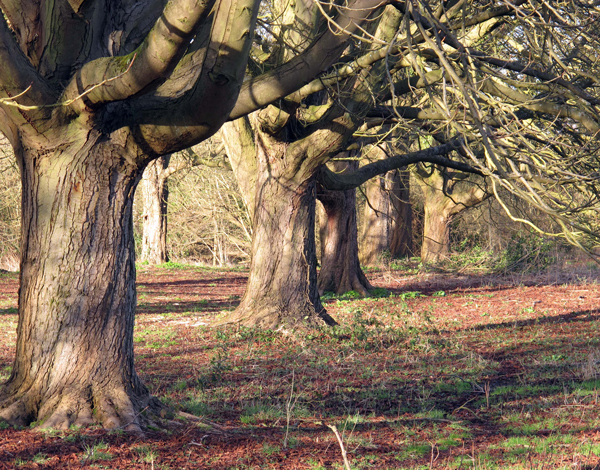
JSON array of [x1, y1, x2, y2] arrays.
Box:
[[283, 370, 297, 448], [327, 424, 352, 470]]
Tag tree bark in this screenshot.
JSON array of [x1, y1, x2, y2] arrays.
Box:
[[317, 160, 372, 295], [0, 130, 160, 431], [216, 126, 335, 328], [140, 155, 171, 264], [414, 164, 488, 264], [421, 203, 453, 264], [360, 169, 412, 265]]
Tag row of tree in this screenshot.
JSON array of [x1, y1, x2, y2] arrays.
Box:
[[0, 0, 599, 431], [137, 138, 488, 270]]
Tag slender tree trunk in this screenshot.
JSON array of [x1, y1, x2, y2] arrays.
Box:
[[388, 170, 413, 257], [360, 169, 412, 265], [140, 155, 171, 264], [0, 132, 159, 431], [317, 160, 372, 295]]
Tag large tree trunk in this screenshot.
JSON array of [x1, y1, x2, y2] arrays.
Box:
[[140, 155, 171, 264], [217, 121, 336, 329], [317, 160, 372, 295], [0, 131, 160, 431], [360, 169, 412, 265]]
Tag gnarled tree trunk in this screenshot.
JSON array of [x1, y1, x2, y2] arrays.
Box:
[[1, 131, 159, 431], [414, 164, 488, 264], [140, 155, 171, 264], [317, 159, 372, 295], [218, 127, 335, 328]]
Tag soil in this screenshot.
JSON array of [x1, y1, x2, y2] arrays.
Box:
[[1, 265, 600, 469]]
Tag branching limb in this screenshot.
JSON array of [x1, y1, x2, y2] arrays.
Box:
[[318, 140, 483, 191], [60, 0, 217, 112], [0, 15, 56, 125], [229, 0, 387, 120]]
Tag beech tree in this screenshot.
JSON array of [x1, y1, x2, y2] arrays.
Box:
[[317, 158, 372, 296], [413, 163, 488, 263], [0, 0, 384, 429]]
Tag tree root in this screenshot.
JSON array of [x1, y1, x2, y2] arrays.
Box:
[[0, 383, 164, 432], [215, 303, 336, 329]]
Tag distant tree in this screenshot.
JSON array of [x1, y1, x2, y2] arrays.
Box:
[[413, 163, 489, 263], [139, 142, 229, 265], [317, 157, 372, 296], [140, 155, 172, 264], [360, 144, 413, 265]]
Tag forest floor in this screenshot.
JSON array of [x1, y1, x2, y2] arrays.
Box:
[[2, 262, 600, 469]]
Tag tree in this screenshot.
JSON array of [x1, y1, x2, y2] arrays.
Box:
[[138, 142, 229, 265], [0, 0, 382, 429], [317, 158, 372, 295], [360, 144, 413, 265], [223, 0, 600, 328], [140, 155, 172, 264], [413, 163, 488, 263], [218, 2, 402, 328]]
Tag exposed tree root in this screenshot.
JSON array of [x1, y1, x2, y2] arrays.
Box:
[[215, 304, 336, 329], [0, 382, 165, 432]]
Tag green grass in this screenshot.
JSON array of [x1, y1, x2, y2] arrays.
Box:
[[81, 442, 113, 462]]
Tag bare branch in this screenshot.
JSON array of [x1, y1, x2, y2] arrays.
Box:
[[318, 140, 483, 191], [61, 0, 217, 111], [229, 0, 387, 120]]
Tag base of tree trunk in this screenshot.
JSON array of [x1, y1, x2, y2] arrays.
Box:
[[216, 302, 336, 329], [318, 268, 373, 297], [0, 379, 165, 432]]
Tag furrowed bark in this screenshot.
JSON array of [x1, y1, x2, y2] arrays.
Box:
[[215, 125, 335, 328], [317, 160, 372, 295], [0, 127, 161, 430], [0, 15, 56, 127]]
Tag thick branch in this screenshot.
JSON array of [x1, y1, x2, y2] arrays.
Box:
[[318, 141, 483, 191], [229, 0, 386, 120], [0, 15, 55, 126], [131, 0, 260, 155], [61, 0, 216, 111]]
